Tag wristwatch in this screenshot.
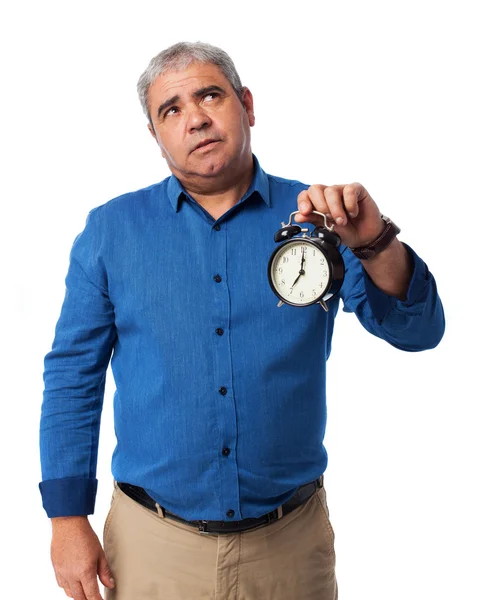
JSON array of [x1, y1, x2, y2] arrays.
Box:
[[350, 215, 401, 260]]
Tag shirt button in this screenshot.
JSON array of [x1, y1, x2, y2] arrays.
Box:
[[227, 509, 235, 518], [215, 328, 224, 336], [219, 387, 227, 395], [213, 224, 221, 231], [222, 447, 230, 456], [214, 274, 222, 283]]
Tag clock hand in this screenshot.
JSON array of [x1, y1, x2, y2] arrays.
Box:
[[289, 248, 307, 293], [290, 272, 302, 290]]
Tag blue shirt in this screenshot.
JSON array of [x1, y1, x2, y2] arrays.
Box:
[[39, 154, 445, 519]]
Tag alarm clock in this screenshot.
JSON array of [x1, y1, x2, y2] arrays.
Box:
[[267, 210, 345, 312]]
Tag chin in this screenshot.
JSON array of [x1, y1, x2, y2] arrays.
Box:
[[190, 154, 230, 177]]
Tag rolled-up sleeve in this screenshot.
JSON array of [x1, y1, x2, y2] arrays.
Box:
[[338, 242, 445, 351], [39, 208, 116, 517]]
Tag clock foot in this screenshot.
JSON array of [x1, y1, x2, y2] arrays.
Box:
[[277, 300, 284, 307], [318, 299, 329, 312]]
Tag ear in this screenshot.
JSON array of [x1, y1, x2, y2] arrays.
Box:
[[147, 122, 167, 158], [241, 87, 255, 127], [147, 122, 157, 140]]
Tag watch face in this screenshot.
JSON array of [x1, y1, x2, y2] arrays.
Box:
[[269, 239, 331, 306]]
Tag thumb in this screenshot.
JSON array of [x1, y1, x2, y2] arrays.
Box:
[[97, 552, 115, 588]]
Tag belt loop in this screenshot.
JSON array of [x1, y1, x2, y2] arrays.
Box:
[[113, 479, 117, 489], [317, 475, 324, 488], [155, 503, 164, 519], [277, 505, 283, 520]]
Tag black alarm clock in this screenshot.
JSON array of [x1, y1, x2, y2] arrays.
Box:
[[267, 210, 345, 312]]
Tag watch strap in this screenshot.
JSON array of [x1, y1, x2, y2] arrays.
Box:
[[350, 215, 401, 260]]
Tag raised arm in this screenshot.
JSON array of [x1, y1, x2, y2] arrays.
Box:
[[295, 182, 445, 351]]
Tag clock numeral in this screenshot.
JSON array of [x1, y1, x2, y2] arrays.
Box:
[[312, 289, 317, 296], [278, 267, 283, 274], [280, 279, 285, 286], [291, 248, 297, 256], [282, 257, 289, 263], [319, 282, 324, 288], [323, 270, 328, 277], [320, 258, 325, 265], [312, 249, 316, 256], [300, 291, 304, 298]]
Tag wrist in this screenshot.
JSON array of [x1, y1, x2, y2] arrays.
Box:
[[51, 515, 89, 528], [355, 221, 387, 248], [350, 215, 401, 260], [361, 236, 402, 263]]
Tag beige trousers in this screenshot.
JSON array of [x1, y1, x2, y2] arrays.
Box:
[[103, 480, 338, 599]]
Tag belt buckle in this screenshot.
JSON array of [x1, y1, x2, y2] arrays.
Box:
[[198, 520, 212, 535], [266, 506, 282, 525]]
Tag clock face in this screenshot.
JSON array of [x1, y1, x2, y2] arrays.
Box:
[[269, 239, 331, 305]]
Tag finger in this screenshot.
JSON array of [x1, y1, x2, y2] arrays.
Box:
[[295, 186, 326, 225], [297, 189, 311, 214], [56, 574, 72, 597], [306, 184, 329, 214], [69, 580, 88, 600], [342, 183, 363, 218], [81, 574, 104, 600], [97, 552, 115, 590], [323, 186, 347, 226]]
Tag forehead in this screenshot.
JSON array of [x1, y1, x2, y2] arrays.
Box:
[[148, 62, 231, 103]]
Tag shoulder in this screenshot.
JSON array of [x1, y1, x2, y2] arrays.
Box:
[[262, 169, 310, 210], [87, 179, 168, 222], [267, 172, 309, 192]]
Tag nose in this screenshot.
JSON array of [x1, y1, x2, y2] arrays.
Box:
[[187, 104, 212, 132]]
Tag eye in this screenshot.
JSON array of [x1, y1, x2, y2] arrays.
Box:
[[164, 106, 179, 118], [204, 92, 219, 102]]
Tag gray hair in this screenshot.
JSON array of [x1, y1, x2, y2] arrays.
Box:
[[137, 41, 244, 126]]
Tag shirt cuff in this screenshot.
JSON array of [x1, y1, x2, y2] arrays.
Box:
[[363, 242, 431, 322], [39, 477, 98, 517]]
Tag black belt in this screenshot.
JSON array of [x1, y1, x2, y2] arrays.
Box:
[[117, 476, 324, 534]]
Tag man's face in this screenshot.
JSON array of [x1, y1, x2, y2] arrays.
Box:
[[147, 62, 255, 181]]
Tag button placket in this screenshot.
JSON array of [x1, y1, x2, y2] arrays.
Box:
[[209, 222, 241, 520]]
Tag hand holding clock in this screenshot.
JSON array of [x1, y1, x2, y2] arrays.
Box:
[[294, 183, 385, 249], [293, 181, 412, 298]]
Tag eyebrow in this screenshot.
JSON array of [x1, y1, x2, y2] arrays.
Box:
[[156, 85, 227, 120]]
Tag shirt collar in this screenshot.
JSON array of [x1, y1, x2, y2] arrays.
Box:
[[166, 153, 271, 212]]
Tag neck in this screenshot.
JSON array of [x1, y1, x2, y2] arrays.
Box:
[[179, 155, 255, 219]]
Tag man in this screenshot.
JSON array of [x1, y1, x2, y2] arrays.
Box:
[[39, 41, 445, 600]]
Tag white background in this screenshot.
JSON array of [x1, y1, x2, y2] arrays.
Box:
[[1, 0, 492, 598]]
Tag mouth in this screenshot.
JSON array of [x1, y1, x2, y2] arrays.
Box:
[[193, 139, 220, 152]]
